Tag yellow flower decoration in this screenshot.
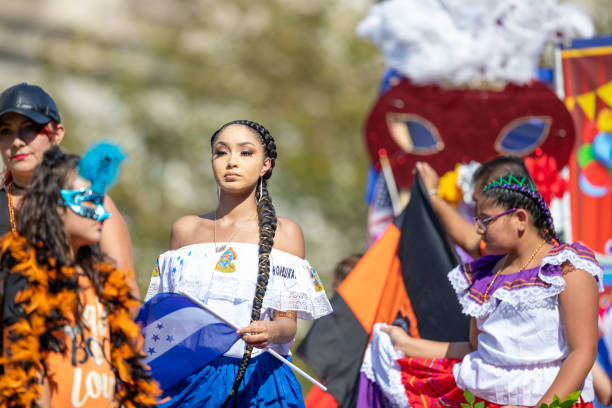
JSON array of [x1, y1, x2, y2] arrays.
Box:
[[438, 163, 463, 207]]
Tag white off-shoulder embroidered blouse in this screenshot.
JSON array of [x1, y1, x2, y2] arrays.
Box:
[[145, 242, 333, 359]]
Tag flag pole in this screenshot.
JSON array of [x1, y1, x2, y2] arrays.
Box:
[[378, 149, 402, 216], [179, 291, 328, 392]]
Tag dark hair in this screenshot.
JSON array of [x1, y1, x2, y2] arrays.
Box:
[[480, 174, 560, 243], [333, 254, 362, 291], [472, 155, 529, 190], [17, 146, 109, 325], [212, 120, 278, 406]]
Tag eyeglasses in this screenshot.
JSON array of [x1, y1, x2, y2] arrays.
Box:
[[475, 208, 517, 232]]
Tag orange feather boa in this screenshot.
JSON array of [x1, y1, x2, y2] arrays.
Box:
[[0, 232, 160, 407]]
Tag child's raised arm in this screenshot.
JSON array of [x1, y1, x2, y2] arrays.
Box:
[[537, 265, 599, 405]]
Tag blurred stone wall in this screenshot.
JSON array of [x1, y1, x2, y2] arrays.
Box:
[[0, 0, 609, 298], [0, 0, 380, 296]]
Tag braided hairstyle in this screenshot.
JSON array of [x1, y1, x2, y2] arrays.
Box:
[[480, 174, 560, 243], [211, 120, 278, 406]]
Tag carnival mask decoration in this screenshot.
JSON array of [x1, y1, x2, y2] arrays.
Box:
[[60, 187, 110, 221], [59, 142, 125, 221], [364, 76, 576, 189]]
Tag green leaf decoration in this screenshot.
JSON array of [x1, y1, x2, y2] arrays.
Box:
[[474, 401, 484, 408], [560, 394, 580, 408], [548, 392, 581, 408], [460, 403, 471, 408], [464, 389, 476, 405], [538, 403, 549, 408], [560, 400, 576, 408]]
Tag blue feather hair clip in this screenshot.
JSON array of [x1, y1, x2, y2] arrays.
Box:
[[78, 142, 126, 195]]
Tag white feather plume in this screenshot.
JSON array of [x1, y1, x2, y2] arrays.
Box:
[[357, 0, 594, 85]]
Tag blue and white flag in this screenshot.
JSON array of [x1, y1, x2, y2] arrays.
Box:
[[136, 292, 240, 390]]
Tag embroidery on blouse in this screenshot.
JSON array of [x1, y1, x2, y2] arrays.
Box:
[[215, 247, 237, 273], [151, 258, 160, 277], [272, 266, 296, 279], [468, 276, 549, 304], [462, 262, 474, 284], [310, 267, 324, 292], [547, 243, 598, 263], [460, 259, 549, 306]]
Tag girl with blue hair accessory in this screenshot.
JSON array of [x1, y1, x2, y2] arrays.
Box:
[[0, 144, 159, 407]]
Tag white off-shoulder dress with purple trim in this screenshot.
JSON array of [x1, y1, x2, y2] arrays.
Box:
[[448, 242, 603, 406]]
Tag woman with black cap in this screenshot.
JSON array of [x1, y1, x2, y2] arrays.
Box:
[[0, 82, 139, 299]]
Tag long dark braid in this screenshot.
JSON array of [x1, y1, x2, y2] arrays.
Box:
[[211, 120, 278, 406], [481, 174, 561, 243]]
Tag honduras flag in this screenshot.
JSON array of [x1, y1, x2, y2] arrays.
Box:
[[136, 292, 240, 390]]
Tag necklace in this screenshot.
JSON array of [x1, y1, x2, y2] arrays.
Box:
[[10, 182, 26, 191], [213, 209, 257, 253], [7, 183, 17, 233], [483, 239, 547, 300]]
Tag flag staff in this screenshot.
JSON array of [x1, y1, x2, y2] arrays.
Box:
[[379, 149, 402, 216], [179, 291, 328, 392]]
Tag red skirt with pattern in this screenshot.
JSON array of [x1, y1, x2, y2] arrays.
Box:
[[398, 357, 594, 408]]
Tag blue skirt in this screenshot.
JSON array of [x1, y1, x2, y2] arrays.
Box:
[[160, 352, 305, 407]]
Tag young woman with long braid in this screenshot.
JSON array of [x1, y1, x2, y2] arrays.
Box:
[[382, 173, 601, 408], [144, 120, 332, 407]]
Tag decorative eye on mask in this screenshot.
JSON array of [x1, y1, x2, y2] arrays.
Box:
[[59, 187, 111, 221]]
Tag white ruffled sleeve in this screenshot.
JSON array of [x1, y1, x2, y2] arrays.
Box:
[[448, 263, 498, 318], [263, 251, 333, 320], [448, 263, 470, 298], [539, 242, 604, 292]]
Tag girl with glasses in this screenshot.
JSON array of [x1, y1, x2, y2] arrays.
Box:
[[382, 173, 601, 408]]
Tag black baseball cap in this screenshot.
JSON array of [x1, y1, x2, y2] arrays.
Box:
[[0, 83, 61, 124]]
